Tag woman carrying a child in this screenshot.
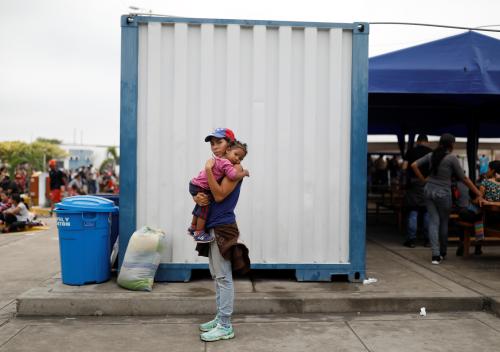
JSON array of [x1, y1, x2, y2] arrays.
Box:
[[190, 128, 251, 342], [188, 128, 249, 243]]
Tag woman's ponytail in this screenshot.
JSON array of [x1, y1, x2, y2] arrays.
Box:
[[431, 133, 455, 175]]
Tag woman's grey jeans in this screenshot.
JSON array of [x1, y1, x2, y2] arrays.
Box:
[[424, 184, 452, 257], [208, 230, 234, 328]]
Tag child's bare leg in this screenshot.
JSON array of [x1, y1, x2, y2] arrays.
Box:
[[196, 217, 206, 231], [191, 215, 198, 229], [188, 216, 198, 235], [193, 206, 213, 242], [193, 204, 212, 242]]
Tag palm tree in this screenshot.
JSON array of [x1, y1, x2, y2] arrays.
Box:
[[99, 146, 119, 173]]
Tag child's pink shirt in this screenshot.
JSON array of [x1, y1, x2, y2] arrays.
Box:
[[191, 157, 238, 190]]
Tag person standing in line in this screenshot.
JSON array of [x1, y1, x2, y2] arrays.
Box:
[[412, 133, 483, 264], [88, 165, 98, 194], [68, 172, 83, 194], [48, 160, 66, 212], [402, 134, 432, 248]]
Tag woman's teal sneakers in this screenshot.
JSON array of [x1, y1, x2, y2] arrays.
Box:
[[199, 317, 219, 332], [200, 324, 234, 342]]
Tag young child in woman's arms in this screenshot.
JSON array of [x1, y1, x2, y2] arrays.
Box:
[[188, 128, 249, 243]]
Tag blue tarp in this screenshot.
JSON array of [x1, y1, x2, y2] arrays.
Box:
[[369, 31, 500, 94], [368, 31, 500, 179], [368, 31, 500, 137]]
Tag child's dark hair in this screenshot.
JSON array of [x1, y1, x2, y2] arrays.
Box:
[[489, 160, 500, 174], [230, 140, 248, 155], [11, 193, 26, 209]]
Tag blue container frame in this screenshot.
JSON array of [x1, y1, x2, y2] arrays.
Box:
[[119, 15, 369, 282]]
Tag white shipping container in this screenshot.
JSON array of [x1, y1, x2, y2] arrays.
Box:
[[120, 16, 369, 281]]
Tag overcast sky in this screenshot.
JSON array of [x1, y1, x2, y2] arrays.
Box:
[[1, 0, 500, 146]]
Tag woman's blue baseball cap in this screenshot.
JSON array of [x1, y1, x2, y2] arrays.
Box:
[[205, 128, 235, 142]]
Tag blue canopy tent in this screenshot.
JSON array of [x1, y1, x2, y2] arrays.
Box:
[[369, 31, 500, 180]]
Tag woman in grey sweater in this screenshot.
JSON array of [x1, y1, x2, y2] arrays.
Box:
[[411, 133, 483, 264]]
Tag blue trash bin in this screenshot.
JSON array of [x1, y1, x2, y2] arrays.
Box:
[[95, 194, 119, 250], [55, 196, 118, 285], [95, 194, 119, 206]]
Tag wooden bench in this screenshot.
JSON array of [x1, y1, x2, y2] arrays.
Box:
[[456, 204, 500, 257], [374, 189, 404, 232]]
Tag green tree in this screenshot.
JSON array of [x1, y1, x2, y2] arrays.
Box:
[[99, 146, 120, 173], [30, 140, 67, 170], [35, 137, 62, 145], [0, 140, 67, 174], [0, 141, 32, 172]]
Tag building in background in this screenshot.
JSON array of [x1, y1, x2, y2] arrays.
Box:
[[68, 149, 93, 170], [59, 144, 118, 172]]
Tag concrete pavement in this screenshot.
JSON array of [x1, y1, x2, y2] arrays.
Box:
[[368, 223, 500, 314], [2, 218, 500, 350], [16, 222, 496, 316], [2, 312, 500, 351], [0, 217, 59, 322]]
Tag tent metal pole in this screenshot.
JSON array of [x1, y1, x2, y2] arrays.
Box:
[[466, 121, 479, 182]]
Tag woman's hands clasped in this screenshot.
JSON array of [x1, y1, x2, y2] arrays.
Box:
[[193, 192, 210, 207]]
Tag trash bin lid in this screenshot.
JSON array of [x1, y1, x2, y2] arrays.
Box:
[[95, 193, 120, 206], [55, 196, 118, 213]]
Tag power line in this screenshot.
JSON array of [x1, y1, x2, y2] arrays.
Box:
[[369, 22, 500, 33], [475, 24, 500, 29]]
